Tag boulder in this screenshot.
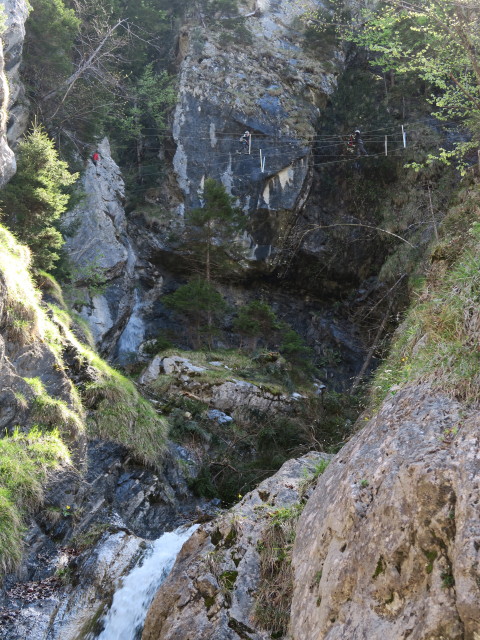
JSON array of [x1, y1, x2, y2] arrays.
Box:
[[291, 383, 480, 640]]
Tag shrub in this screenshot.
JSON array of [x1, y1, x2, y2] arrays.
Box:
[[233, 301, 279, 351], [163, 278, 228, 348]]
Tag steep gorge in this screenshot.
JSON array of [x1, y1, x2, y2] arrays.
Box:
[[0, 0, 479, 639]]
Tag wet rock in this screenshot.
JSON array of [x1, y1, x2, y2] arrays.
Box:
[[291, 383, 480, 640], [0, 439, 205, 640]]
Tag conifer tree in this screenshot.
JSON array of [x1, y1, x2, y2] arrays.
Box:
[[185, 178, 246, 281], [0, 124, 78, 271], [162, 278, 228, 348]]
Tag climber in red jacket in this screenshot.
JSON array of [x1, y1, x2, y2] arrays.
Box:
[[92, 151, 100, 166]]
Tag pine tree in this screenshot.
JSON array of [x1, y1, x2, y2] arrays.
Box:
[[185, 178, 246, 281], [163, 278, 228, 348], [0, 124, 78, 271], [233, 301, 279, 351]]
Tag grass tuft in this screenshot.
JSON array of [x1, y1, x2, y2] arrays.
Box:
[[83, 363, 168, 467], [253, 504, 304, 636], [0, 428, 70, 575]]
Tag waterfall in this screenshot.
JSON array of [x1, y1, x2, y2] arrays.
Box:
[[95, 524, 198, 640]]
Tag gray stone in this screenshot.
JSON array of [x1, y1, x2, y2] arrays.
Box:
[[291, 383, 480, 640], [63, 138, 137, 351], [207, 409, 233, 424], [142, 452, 332, 640]]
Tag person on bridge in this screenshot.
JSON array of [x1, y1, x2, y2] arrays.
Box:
[[353, 130, 368, 156], [239, 131, 251, 154]]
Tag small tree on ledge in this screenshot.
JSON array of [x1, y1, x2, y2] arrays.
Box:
[[185, 178, 247, 282]]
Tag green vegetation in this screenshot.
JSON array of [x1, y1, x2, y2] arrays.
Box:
[[48, 322, 170, 465], [372, 556, 386, 579], [163, 278, 228, 349], [0, 124, 78, 271], [0, 225, 45, 344], [84, 367, 168, 466], [24, 0, 80, 100], [254, 503, 304, 637], [371, 182, 480, 406], [423, 549, 438, 574], [233, 301, 279, 351], [142, 348, 358, 504], [308, 0, 480, 171], [0, 222, 170, 574], [24, 377, 84, 439], [23, 0, 185, 187], [441, 571, 455, 588], [0, 428, 70, 574], [184, 178, 246, 281]]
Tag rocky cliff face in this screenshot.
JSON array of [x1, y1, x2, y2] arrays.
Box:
[[0, 227, 85, 454], [291, 383, 480, 640], [166, 0, 343, 267], [3, 0, 29, 145], [64, 138, 139, 355], [142, 452, 330, 640], [0, 0, 29, 185]]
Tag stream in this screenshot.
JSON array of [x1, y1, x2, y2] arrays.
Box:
[[94, 524, 198, 640]]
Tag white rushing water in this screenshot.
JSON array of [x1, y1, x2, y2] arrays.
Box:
[[96, 524, 198, 640]]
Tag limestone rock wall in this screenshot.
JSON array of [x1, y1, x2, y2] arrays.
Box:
[[3, 0, 30, 145], [63, 138, 138, 354], [0, 35, 16, 186], [170, 0, 343, 260], [291, 383, 480, 640]]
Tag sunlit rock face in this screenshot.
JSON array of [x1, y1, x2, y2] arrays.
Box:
[[0, 36, 15, 186], [291, 382, 480, 640], [63, 138, 138, 353], [171, 0, 343, 261], [3, 0, 30, 146], [0, 0, 29, 186], [142, 452, 331, 640]]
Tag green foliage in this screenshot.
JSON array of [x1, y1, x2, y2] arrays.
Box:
[[24, 0, 79, 94], [309, 0, 480, 170], [82, 359, 169, 467], [372, 556, 385, 579], [279, 327, 313, 370], [24, 377, 85, 438], [185, 178, 246, 281], [163, 278, 228, 348], [423, 549, 438, 574], [0, 428, 70, 575], [0, 225, 46, 344], [441, 571, 455, 588], [23, 0, 183, 182], [0, 124, 78, 271], [371, 181, 480, 405], [233, 301, 279, 351]]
